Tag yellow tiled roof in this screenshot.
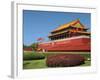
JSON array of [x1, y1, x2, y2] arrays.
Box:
[[52, 19, 86, 32]]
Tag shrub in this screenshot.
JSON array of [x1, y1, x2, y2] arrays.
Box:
[[46, 54, 85, 67], [23, 52, 45, 60]]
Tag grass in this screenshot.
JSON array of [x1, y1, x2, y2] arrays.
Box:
[[23, 51, 91, 69], [23, 59, 47, 69], [43, 52, 90, 59], [80, 61, 91, 66]]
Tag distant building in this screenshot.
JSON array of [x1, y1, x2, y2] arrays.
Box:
[[38, 19, 91, 52]]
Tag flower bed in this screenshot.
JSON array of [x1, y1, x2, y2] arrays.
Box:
[[46, 54, 85, 67]]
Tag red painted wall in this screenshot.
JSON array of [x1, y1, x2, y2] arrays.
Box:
[[23, 48, 33, 51], [38, 37, 90, 52]]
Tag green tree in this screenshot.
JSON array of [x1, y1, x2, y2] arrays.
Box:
[[23, 44, 29, 48], [30, 43, 38, 52]]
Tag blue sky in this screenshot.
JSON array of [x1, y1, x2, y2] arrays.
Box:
[[23, 10, 91, 45]]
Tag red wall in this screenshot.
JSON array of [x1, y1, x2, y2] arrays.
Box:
[[23, 48, 33, 51], [38, 37, 90, 52]]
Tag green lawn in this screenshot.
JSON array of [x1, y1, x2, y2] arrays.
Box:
[[23, 59, 47, 69], [23, 51, 91, 69], [43, 52, 90, 59], [80, 61, 91, 66]]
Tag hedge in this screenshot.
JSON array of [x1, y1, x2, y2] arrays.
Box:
[[46, 54, 85, 67], [23, 52, 45, 60]]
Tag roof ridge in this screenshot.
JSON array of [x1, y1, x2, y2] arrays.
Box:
[[62, 19, 78, 26], [52, 19, 82, 32]]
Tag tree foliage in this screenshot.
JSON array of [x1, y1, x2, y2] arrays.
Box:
[[30, 43, 38, 51]]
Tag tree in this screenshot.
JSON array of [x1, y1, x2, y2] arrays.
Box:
[[23, 44, 29, 48], [30, 43, 38, 52]]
